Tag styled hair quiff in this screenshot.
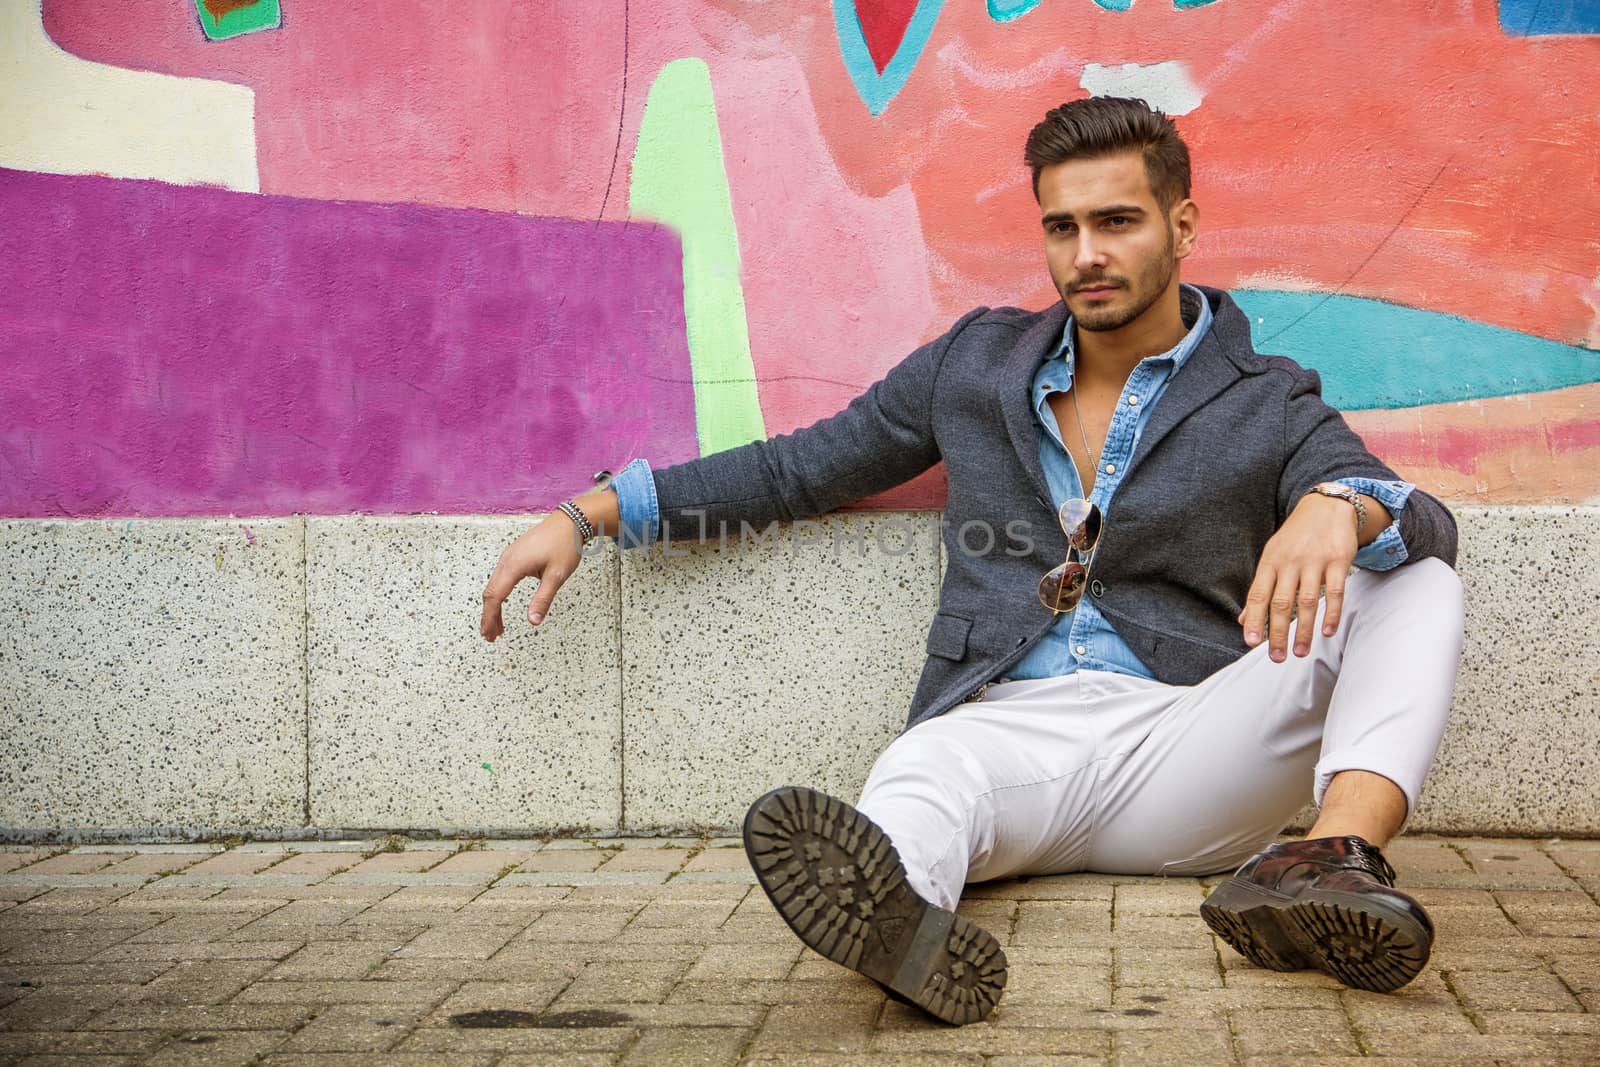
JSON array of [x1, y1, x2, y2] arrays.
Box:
[[1024, 96, 1191, 210]]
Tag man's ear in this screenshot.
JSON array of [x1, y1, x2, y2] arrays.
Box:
[[1172, 198, 1199, 260]]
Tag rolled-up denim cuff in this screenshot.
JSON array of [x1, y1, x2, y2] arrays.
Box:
[[608, 457, 659, 549], [1338, 477, 1413, 572]]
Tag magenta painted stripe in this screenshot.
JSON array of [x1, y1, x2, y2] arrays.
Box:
[[0, 168, 699, 517]]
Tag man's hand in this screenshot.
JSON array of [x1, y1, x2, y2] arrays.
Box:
[[479, 514, 585, 641], [1239, 492, 1385, 662]]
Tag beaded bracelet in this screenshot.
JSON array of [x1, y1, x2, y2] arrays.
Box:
[[556, 499, 596, 543]]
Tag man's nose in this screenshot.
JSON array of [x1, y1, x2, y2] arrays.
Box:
[[1074, 232, 1106, 272]]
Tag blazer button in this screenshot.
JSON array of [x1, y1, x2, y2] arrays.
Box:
[[1015, 636, 1026, 647], [1090, 579, 1105, 599]]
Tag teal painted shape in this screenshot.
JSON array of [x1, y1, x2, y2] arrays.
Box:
[[833, 0, 947, 114], [989, 0, 1044, 19], [991, 0, 1225, 18], [1233, 290, 1600, 410], [194, 0, 281, 41], [1499, 0, 1600, 35]]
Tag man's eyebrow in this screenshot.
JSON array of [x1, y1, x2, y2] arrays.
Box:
[[1040, 205, 1147, 227]]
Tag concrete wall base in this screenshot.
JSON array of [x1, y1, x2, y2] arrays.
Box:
[[2, 508, 1595, 841]]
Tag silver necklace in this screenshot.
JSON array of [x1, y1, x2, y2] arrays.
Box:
[[1069, 384, 1098, 487]]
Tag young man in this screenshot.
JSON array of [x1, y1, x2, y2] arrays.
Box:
[[480, 97, 1464, 1026]]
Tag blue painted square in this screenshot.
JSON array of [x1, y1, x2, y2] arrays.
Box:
[[1499, 0, 1600, 36]]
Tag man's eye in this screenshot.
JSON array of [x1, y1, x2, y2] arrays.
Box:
[[1106, 216, 1130, 227]]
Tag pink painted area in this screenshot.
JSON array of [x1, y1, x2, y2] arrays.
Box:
[[0, 169, 698, 517], [1371, 414, 1600, 471]]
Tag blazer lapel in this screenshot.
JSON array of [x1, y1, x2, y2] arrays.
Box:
[[1126, 325, 1243, 474], [998, 303, 1068, 505]]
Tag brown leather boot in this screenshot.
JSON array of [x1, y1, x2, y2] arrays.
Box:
[[1200, 835, 1432, 993]]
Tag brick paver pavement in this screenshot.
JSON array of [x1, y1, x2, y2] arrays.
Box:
[[0, 835, 1595, 1064]]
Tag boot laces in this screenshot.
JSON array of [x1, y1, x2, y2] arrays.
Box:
[[1346, 838, 1397, 886]]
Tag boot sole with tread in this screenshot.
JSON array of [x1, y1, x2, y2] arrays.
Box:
[[742, 785, 1007, 1025]]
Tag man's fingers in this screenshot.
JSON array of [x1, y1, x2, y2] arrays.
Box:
[[526, 570, 567, 626], [479, 552, 525, 641], [1268, 572, 1297, 662], [479, 576, 510, 641], [1241, 564, 1275, 647], [479, 600, 503, 641], [1293, 567, 1321, 656], [1322, 567, 1347, 638]]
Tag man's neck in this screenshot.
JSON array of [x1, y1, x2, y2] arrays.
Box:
[[1072, 281, 1188, 388]]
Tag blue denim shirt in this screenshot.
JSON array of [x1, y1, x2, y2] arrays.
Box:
[[1009, 284, 1412, 681], [607, 285, 1415, 682]]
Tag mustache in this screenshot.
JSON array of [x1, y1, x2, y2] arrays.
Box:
[[1069, 276, 1126, 292]]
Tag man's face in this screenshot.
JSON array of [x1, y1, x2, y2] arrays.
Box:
[[1037, 151, 1195, 333]]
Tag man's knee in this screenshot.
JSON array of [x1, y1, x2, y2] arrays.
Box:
[[1395, 556, 1465, 631], [1353, 556, 1463, 624], [865, 727, 992, 809]]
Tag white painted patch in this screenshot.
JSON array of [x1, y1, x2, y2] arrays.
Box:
[[1079, 60, 1203, 116], [0, 0, 259, 191], [1582, 272, 1600, 351]]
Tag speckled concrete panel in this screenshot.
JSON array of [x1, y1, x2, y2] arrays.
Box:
[[620, 512, 942, 830], [0, 519, 305, 838], [306, 516, 620, 833], [1409, 506, 1600, 835]]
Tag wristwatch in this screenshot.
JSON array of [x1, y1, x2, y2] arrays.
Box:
[[1307, 482, 1367, 535]]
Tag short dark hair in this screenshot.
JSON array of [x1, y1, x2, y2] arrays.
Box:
[[1024, 96, 1191, 211]]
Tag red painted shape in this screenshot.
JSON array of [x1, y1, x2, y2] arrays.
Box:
[[856, 0, 921, 73]]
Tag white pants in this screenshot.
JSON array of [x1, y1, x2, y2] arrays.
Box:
[[857, 558, 1465, 911]]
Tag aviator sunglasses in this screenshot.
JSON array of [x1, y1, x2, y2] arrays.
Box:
[[1037, 498, 1103, 613]]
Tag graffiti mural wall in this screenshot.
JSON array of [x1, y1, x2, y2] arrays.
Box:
[[2, 0, 1596, 516]]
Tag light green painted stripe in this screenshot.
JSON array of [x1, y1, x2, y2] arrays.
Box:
[[629, 58, 766, 454]]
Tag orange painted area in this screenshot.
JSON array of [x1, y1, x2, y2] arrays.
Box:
[[794, 0, 1598, 347]]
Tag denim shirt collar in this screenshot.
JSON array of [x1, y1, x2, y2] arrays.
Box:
[[1044, 282, 1212, 384]]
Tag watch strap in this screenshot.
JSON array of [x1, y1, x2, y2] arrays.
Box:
[[1308, 482, 1367, 535]]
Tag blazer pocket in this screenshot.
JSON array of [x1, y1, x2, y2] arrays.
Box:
[[925, 612, 973, 661]]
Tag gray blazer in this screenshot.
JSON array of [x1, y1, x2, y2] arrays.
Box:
[[650, 287, 1458, 730]]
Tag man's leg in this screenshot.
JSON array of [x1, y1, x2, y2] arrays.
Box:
[[1306, 769, 1407, 847], [852, 674, 1111, 909], [742, 673, 1147, 1025], [1077, 556, 1466, 991], [1199, 556, 1464, 991], [1088, 556, 1465, 876]]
